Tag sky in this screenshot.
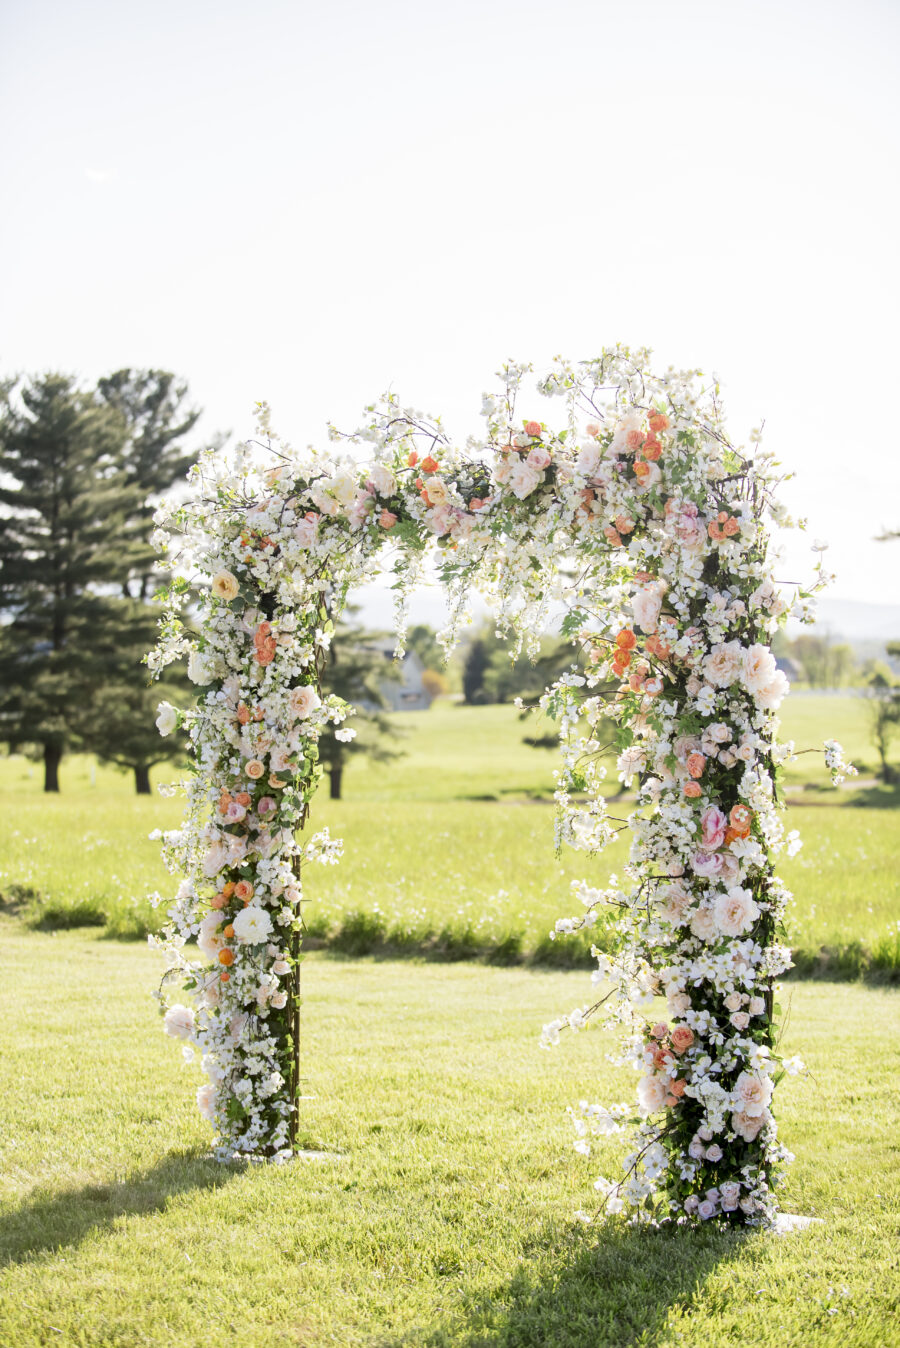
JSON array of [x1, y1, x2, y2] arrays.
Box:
[[2, 0, 899, 623]]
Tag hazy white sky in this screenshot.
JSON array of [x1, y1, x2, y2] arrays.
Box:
[[2, 0, 898, 611]]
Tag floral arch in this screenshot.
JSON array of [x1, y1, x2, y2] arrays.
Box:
[[150, 348, 849, 1228]]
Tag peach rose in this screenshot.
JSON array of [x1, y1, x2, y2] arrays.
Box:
[[234, 880, 254, 903], [246, 759, 266, 780], [670, 1026, 695, 1054], [683, 781, 702, 798], [686, 753, 707, 779]]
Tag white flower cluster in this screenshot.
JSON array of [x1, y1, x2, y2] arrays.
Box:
[[150, 351, 829, 1216]]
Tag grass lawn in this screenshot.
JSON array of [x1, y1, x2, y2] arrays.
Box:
[[2, 699, 899, 973], [1, 923, 898, 1347]]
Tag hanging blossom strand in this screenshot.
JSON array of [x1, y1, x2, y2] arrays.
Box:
[[149, 349, 846, 1224]]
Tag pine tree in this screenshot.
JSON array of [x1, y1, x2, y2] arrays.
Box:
[[0, 374, 145, 790], [97, 368, 224, 600], [318, 616, 405, 800], [83, 599, 189, 793]]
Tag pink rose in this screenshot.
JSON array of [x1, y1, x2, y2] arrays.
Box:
[[294, 518, 318, 547], [700, 805, 727, 850], [257, 796, 276, 816], [691, 850, 726, 880], [526, 445, 551, 471]]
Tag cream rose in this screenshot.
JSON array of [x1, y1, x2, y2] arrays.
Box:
[[741, 644, 777, 695], [163, 1004, 194, 1040], [211, 570, 240, 602], [703, 641, 743, 688], [689, 905, 718, 941], [713, 886, 760, 937], [289, 685, 322, 720], [369, 463, 396, 496], [637, 1073, 669, 1114], [732, 1070, 773, 1118], [632, 581, 665, 634], [197, 912, 225, 961], [196, 1082, 217, 1122], [424, 476, 450, 506], [231, 904, 274, 945]]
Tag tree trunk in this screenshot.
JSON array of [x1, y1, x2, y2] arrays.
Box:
[[44, 744, 62, 793], [134, 763, 152, 794], [329, 764, 343, 800]]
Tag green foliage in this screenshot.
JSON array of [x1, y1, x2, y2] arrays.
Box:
[[0, 925, 898, 1346], [0, 374, 146, 788]]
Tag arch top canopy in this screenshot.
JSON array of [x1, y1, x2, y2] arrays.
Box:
[[151, 348, 839, 1226]]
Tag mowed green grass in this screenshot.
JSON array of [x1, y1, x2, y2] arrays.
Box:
[[2, 698, 898, 967], [1, 923, 898, 1347]]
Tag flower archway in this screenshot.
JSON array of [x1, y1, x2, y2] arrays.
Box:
[[150, 348, 850, 1227]]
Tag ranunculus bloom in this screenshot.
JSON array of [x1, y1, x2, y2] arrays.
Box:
[[211, 570, 240, 602]]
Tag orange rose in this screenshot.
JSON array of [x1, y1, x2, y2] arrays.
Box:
[[683, 781, 702, 798], [218, 948, 234, 966], [525, 420, 542, 437], [421, 455, 439, 473]]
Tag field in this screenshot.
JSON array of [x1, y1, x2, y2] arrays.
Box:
[[2, 923, 899, 1347], [2, 697, 899, 977], [3, 695, 899, 1345]]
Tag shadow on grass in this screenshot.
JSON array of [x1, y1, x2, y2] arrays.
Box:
[[0, 1149, 236, 1268], [398, 1220, 746, 1348]]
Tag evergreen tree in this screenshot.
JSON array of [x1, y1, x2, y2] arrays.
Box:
[[97, 368, 223, 599], [83, 599, 189, 793], [0, 374, 143, 790], [318, 616, 404, 800]]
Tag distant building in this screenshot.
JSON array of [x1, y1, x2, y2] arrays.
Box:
[[361, 641, 431, 712], [775, 655, 803, 683]]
